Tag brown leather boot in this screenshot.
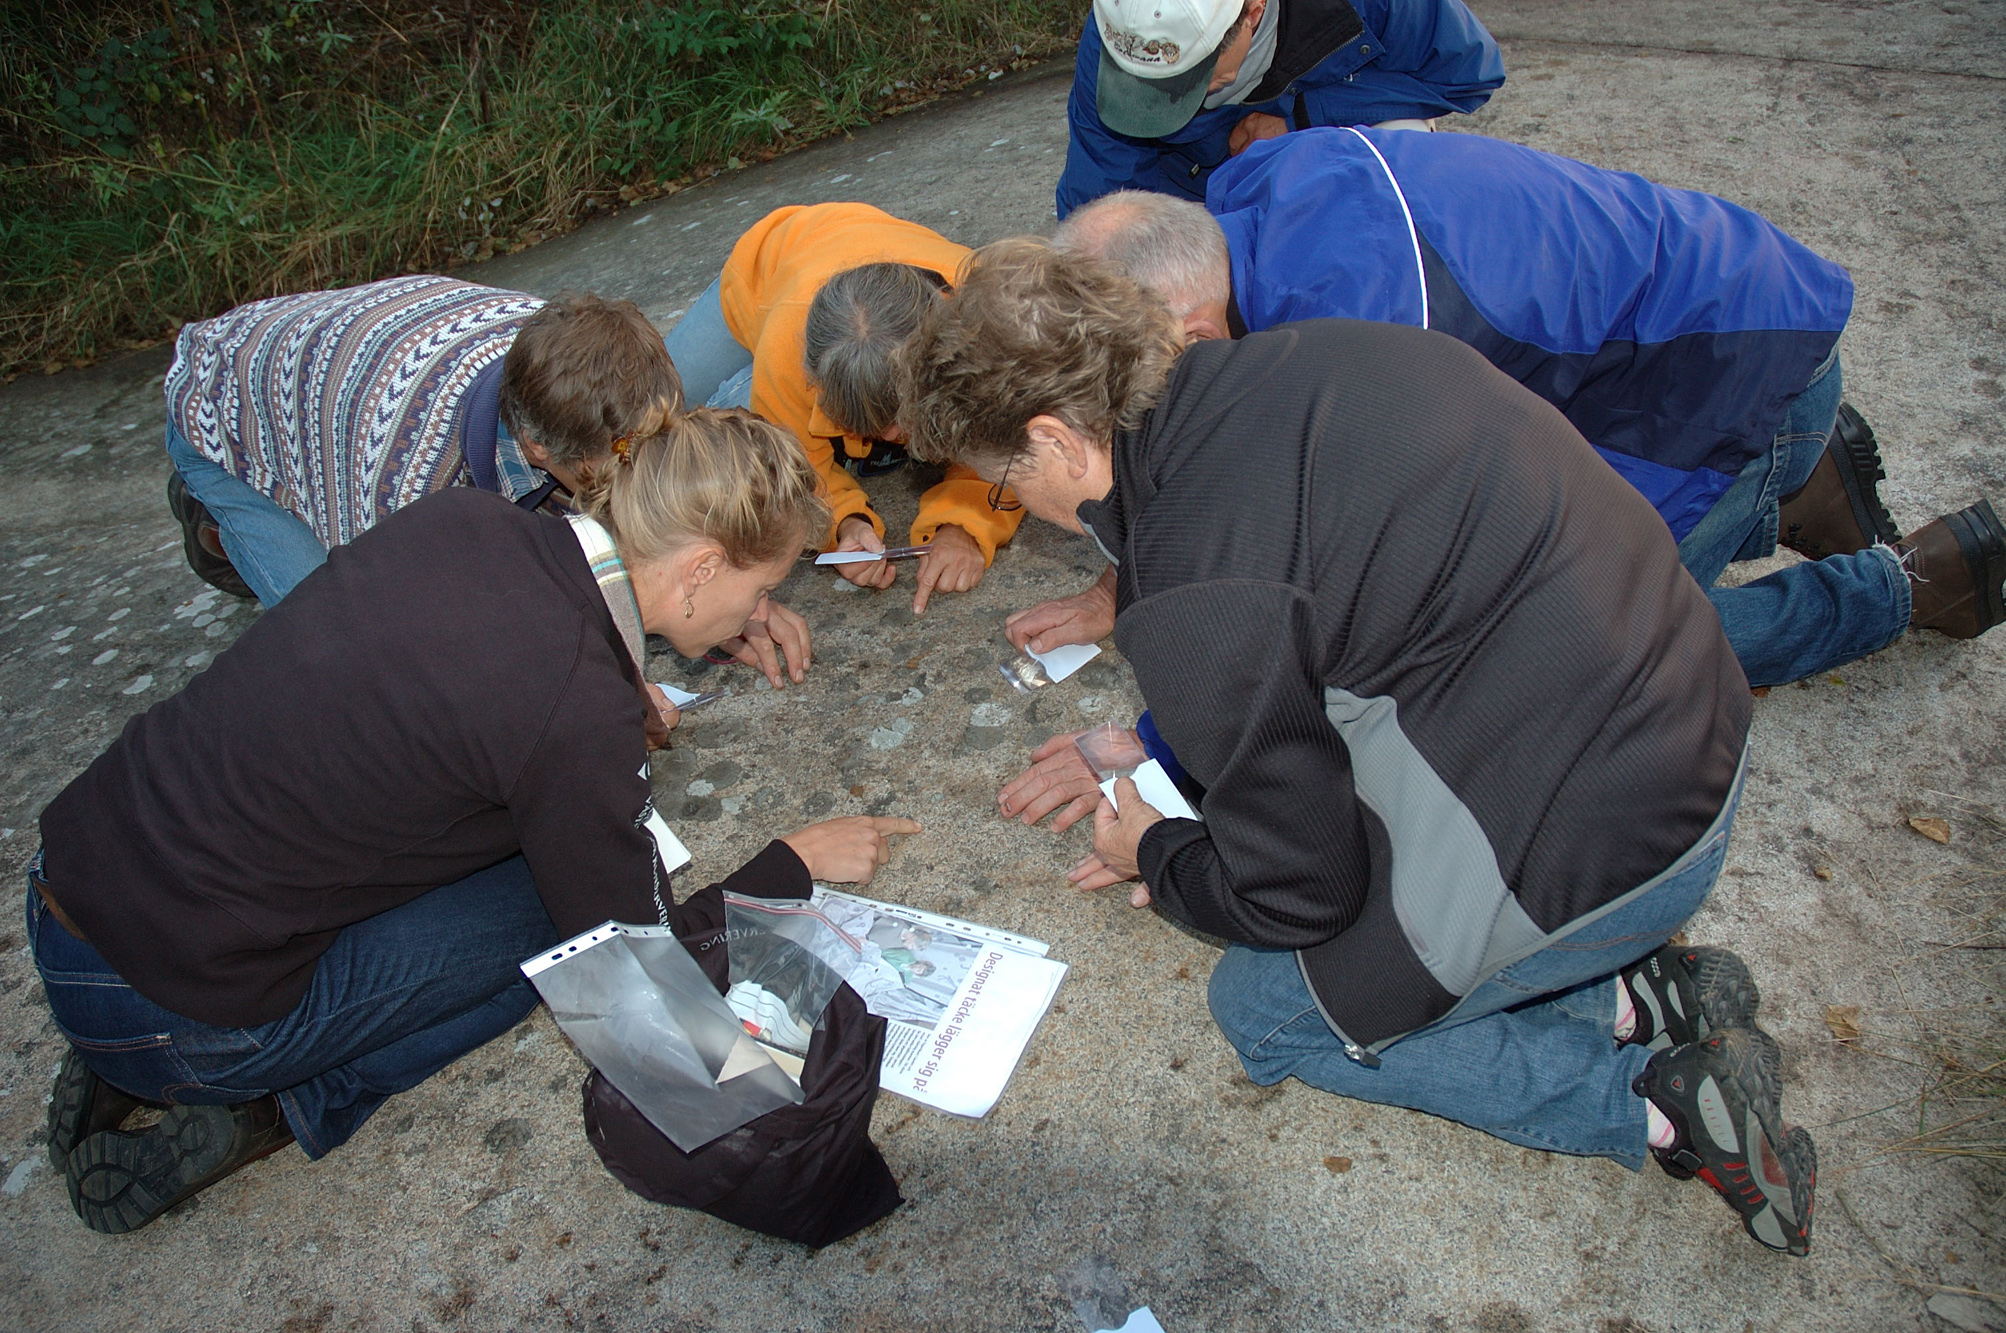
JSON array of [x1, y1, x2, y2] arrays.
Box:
[[1900, 499, 2006, 639], [1777, 404, 1902, 560], [165, 471, 257, 601]]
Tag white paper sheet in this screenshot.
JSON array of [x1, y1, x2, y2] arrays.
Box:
[[1098, 758, 1199, 822], [813, 550, 884, 565], [1027, 641, 1100, 682]]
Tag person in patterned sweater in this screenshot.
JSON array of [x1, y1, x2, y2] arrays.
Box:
[[161, 278, 812, 688]]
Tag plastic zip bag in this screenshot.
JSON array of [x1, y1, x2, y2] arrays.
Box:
[[721, 894, 863, 1055], [523, 921, 805, 1152]]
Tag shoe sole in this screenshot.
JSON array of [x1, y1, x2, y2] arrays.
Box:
[[1825, 404, 1903, 548], [1941, 498, 2006, 636], [1627, 946, 1761, 1051], [1634, 1029, 1814, 1256], [45, 1050, 145, 1171], [66, 1104, 290, 1235]]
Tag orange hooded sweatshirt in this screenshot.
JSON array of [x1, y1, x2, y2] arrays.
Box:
[[718, 203, 1024, 560]]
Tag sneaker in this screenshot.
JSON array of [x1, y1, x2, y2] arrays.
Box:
[[66, 1096, 294, 1235], [1899, 498, 2006, 640], [45, 1047, 158, 1170], [1618, 945, 1762, 1051], [1633, 1028, 1816, 1256], [165, 472, 256, 601], [1778, 404, 1902, 560]]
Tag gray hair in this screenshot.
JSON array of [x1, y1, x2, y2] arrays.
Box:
[[803, 262, 948, 437], [1052, 191, 1230, 320]]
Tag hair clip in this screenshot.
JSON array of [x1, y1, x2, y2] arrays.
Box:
[[609, 433, 635, 464]]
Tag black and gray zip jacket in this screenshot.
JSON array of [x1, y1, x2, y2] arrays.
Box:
[[1081, 319, 1751, 1059]]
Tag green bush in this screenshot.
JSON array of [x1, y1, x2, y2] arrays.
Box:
[[0, 0, 1079, 377]]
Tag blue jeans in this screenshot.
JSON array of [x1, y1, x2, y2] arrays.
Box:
[[29, 856, 558, 1159], [662, 277, 754, 409], [1682, 353, 1909, 686], [1207, 777, 1740, 1170], [164, 420, 329, 606]]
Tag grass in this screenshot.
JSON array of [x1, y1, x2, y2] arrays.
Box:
[[0, 0, 1081, 379]]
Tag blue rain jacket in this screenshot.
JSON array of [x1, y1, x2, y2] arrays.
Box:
[[1055, 0, 1503, 218], [1209, 128, 1854, 539]]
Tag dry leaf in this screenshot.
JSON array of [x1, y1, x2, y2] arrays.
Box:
[[1749, 686, 1772, 698], [1825, 1004, 1862, 1044], [1323, 1156, 1352, 1174], [1909, 816, 1952, 844], [1813, 865, 1833, 881]]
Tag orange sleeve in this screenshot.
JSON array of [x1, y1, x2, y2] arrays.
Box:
[[910, 464, 1026, 563]]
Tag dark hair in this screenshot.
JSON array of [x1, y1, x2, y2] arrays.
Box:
[[803, 263, 948, 437], [499, 293, 683, 466]]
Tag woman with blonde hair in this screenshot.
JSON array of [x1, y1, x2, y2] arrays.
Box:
[[28, 408, 919, 1236]]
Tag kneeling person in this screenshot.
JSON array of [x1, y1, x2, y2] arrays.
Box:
[[900, 240, 1817, 1256], [33, 410, 917, 1234]]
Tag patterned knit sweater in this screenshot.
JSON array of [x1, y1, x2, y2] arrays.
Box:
[[164, 276, 545, 548]]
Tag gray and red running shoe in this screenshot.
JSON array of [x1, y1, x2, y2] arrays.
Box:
[[1633, 1027, 1816, 1257], [1618, 944, 1762, 1051]]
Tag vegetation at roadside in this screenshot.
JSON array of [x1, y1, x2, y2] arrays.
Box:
[[1, 0, 1081, 378]]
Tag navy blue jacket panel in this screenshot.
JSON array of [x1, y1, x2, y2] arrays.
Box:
[[1054, 0, 1503, 217], [1209, 128, 1854, 540]]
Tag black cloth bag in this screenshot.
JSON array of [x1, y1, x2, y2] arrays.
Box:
[[580, 885, 904, 1248]]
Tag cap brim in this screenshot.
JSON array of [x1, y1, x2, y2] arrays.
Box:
[[1098, 46, 1219, 139]]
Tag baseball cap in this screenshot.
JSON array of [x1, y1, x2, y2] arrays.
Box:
[[1093, 0, 1244, 139]]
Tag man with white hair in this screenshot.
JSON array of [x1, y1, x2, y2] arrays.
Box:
[[1056, 0, 1503, 217], [1025, 127, 2006, 685]]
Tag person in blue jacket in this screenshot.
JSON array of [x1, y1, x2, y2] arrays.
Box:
[[1055, 0, 1504, 219], [1022, 127, 2006, 686]]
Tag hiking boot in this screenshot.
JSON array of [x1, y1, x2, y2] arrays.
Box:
[[1633, 1028, 1816, 1257], [1899, 499, 2006, 639], [66, 1096, 294, 1235], [1777, 404, 1902, 560], [46, 1047, 160, 1170], [1618, 945, 1762, 1052], [165, 472, 256, 601]]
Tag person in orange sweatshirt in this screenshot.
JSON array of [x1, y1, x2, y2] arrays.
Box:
[[664, 203, 1024, 614]]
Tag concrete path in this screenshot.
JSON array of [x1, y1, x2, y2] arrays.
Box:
[[1, 1, 2001, 1328]]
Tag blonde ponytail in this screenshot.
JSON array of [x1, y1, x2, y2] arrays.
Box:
[[578, 408, 830, 568]]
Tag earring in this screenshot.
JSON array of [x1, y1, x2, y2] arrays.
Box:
[[682, 597, 694, 619]]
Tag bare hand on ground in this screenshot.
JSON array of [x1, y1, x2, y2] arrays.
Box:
[[1228, 111, 1289, 155], [1005, 565, 1117, 654], [718, 598, 812, 687], [999, 728, 1132, 831], [781, 815, 922, 884], [1067, 775, 1159, 907], [912, 523, 986, 615], [643, 683, 681, 750], [832, 515, 897, 590]]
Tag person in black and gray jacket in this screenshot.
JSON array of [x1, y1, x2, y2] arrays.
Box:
[[898, 239, 1819, 1256]]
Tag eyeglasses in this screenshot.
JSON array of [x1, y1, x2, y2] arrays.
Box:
[[986, 454, 1023, 512]]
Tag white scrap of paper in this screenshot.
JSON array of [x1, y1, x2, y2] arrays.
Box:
[[1028, 641, 1100, 682], [654, 683, 705, 707], [814, 550, 884, 565], [1108, 1310, 1167, 1333], [1098, 758, 1198, 822]]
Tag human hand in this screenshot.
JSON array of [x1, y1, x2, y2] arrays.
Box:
[[1228, 111, 1289, 155], [833, 515, 897, 590], [998, 728, 1130, 831], [1065, 776, 1160, 906], [717, 597, 811, 687], [643, 683, 681, 751], [781, 815, 923, 884], [912, 524, 986, 615], [1005, 566, 1116, 654]]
